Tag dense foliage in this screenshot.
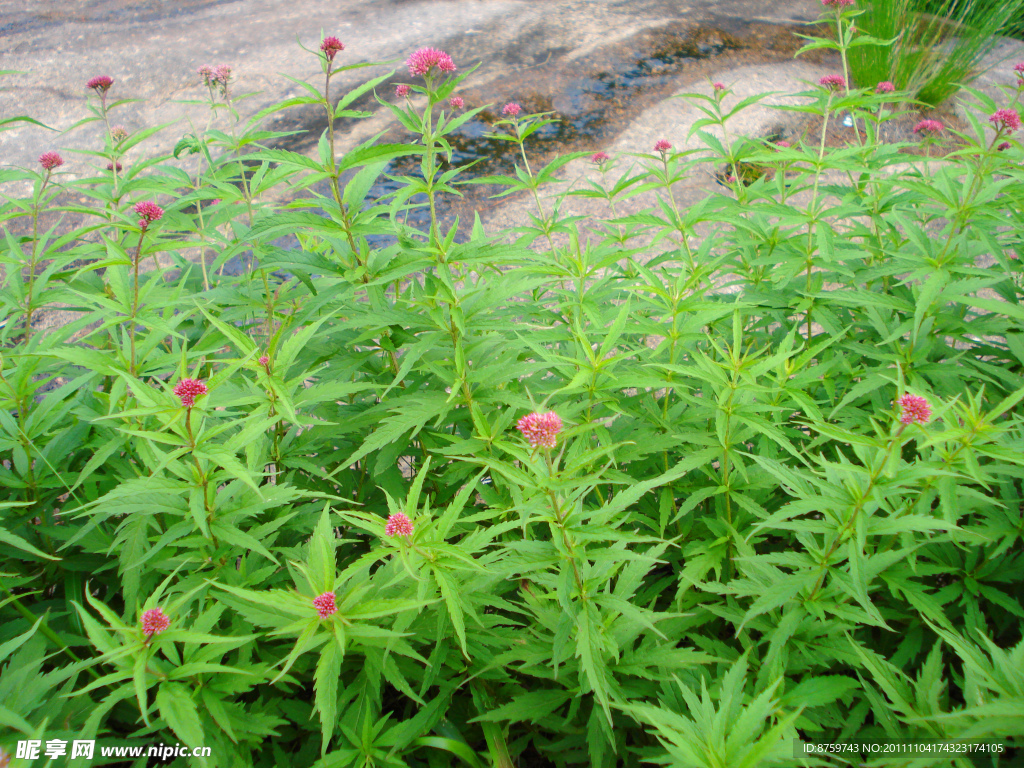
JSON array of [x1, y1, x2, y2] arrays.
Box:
[[2, 4, 1023, 767]]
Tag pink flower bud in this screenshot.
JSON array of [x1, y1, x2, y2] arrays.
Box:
[[406, 47, 456, 77], [313, 592, 337, 619], [449, 95, 464, 109], [173, 377, 208, 407], [818, 74, 846, 90], [896, 394, 932, 425], [141, 607, 170, 637], [39, 151, 64, 170], [134, 201, 164, 230], [502, 102, 522, 117], [87, 75, 113, 92], [320, 36, 345, 61], [516, 411, 563, 448], [989, 109, 1021, 133], [913, 119, 943, 135], [654, 139, 672, 152], [385, 512, 414, 537]]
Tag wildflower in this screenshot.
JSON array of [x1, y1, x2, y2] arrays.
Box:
[[106, 161, 123, 171], [913, 119, 943, 135], [774, 140, 791, 149], [876, 81, 895, 94], [385, 512, 415, 537], [210, 198, 221, 205], [313, 592, 337, 619], [821, 0, 855, 6], [173, 377, 208, 408], [87, 75, 113, 92], [725, 174, 737, 183], [39, 151, 64, 170], [406, 47, 456, 77], [198, 64, 215, 84], [141, 607, 170, 637], [213, 64, 232, 86], [896, 393, 932, 425], [1014, 62, 1024, 82], [654, 139, 672, 152], [591, 151, 610, 163], [449, 95, 464, 109], [134, 200, 164, 230], [111, 125, 128, 141], [258, 354, 270, 367], [320, 36, 345, 61], [818, 74, 846, 90], [395, 83, 410, 98], [712, 81, 725, 92], [516, 411, 563, 448], [998, 141, 1012, 151], [502, 102, 522, 117], [989, 109, 1021, 132]]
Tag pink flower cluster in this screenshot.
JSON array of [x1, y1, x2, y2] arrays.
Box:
[[449, 95, 464, 109], [87, 75, 113, 93], [111, 125, 128, 142], [395, 84, 410, 98], [989, 109, 1021, 132], [406, 47, 456, 77], [320, 36, 345, 61], [897, 394, 932, 425], [313, 592, 337, 619], [198, 64, 232, 89], [819, 74, 846, 90], [173, 377, 208, 407], [385, 512, 414, 537], [913, 119, 943, 135], [502, 102, 522, 117], [821, 0, 854, 6], [654, 139, 672, 152], [517, 411, 563, 448], [774, 140, 791, 149], [1015, 62, 1024, 82], [712, 82, 725, 92], [107, 161, 123, 172], [591, 151, 610, 163], [39, 151, 64, 171], [141, 608, 170, 637], [258, 354, 270, 367], [134, 200, 164, 230], [876, 81, 895, 94]]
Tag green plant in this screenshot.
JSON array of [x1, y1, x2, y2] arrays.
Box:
[[1, 11, 1024, 768], [836, 0, 1024, 108]]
